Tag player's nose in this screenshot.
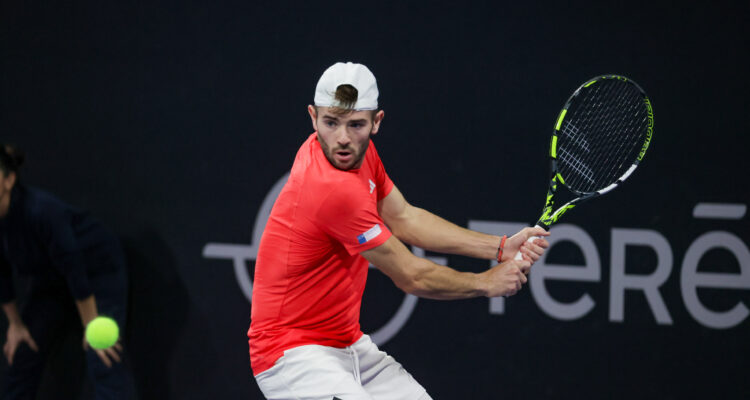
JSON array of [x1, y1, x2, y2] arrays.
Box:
[[335, 127, 351, 146]]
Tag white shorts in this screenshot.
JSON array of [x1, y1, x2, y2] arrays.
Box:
[[254, 334, 432, 400]]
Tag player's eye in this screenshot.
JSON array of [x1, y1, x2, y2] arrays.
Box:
[[325, 120, 337, 127], [350, 122, 364, 129]]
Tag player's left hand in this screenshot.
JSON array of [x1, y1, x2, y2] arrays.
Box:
[[82, 337, 123, 368], [502, 227, 550, 264]]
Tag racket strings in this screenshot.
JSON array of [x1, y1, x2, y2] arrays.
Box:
[[579, 84, 646, 190], [557, 79, 649, 193], [558, 143, 594, 184], [601, 85, 648, 182], [605, 83, 646, 174], [587, 82, 639, 183], [567, 97, 635, 190]]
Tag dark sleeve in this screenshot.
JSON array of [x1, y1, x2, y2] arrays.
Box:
[[0, 251, 14, 303], [34, 206, 93, 300]]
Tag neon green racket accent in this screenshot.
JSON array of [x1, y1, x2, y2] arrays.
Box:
[[638, 97, 654, 162], [584, 80, 597, 88], [548, 204, 575, 224], [536, 177, 559, 229], [539, 202, 576, 227], [539, 207, 553, 225], [550, 135, 558, 158], [555, 109, 568, 131], [555, 173, 565, 185], [539, 197, 555, 226]]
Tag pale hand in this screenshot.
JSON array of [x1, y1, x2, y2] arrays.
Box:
[[83, 337, 123, 368], [504, 226, 550, 262], [482, 259, 532, 297], [3, 323, 39, 365]]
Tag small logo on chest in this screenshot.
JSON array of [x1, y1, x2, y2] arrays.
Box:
[[369, 179, 376, 194]]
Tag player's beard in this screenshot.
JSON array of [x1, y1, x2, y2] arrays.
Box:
[[319, 134, 370, 171]]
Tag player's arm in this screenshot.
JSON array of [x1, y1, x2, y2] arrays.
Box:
[[377, 185, 549, 261], [75, 294, 98, 326], [33, 207, 121, 365], [35, 211, 102, 327], [0, 255, 37, 364], [1, 301, 39, 364], [362, 235, 530, 300]]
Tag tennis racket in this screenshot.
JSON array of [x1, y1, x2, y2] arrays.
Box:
[[515, 75, 654, 260]]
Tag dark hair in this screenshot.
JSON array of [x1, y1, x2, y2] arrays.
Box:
[[332, 84, 358, 111], [316, 84, 379, 118], [0, 144, 24, 176]]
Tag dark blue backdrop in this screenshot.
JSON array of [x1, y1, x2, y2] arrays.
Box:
[[1, 1, 748, 399]]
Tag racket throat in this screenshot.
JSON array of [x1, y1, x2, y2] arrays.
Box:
[[539, 203, 576, 228], [536, 175, 561, 230]]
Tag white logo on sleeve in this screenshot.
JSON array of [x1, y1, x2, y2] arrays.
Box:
[[369, 179, 376, 194], [357, 224, 382, 244]]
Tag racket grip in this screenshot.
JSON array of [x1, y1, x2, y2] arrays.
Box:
[[512, 225, 544, 261]]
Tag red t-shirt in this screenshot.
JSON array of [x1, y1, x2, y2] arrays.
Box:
[[248, 133, 394, 375]]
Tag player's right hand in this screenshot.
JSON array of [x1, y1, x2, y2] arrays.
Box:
[[82, 337, 123, 368], [482, 259, 531, 297], [3, 322, 39, 365], [504, 227, 550, 263]]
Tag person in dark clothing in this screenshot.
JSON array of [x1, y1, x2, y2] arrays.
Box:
[[0, 144, 132, 399]]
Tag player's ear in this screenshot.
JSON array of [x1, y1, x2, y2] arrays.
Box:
[[307, 105, 318, 131], [371, 110, 385, 135]]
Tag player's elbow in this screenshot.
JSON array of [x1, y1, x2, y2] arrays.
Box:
[[394, 275, 421, 295], [393, 266, 432, 296]]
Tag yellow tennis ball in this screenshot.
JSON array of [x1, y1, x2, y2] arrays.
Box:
[[85, 316, 119, 350]]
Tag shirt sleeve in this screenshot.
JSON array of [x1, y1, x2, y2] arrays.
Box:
[[315, 184, 392, 256], [34, 206, 93, 300], [369, 141, 394, 201], [0, 245, 14, 303]]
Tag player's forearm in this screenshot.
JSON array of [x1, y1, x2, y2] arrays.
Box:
[[1, 301, 23, 325], [392, 206, 500, 260], [401, 258, 487, 300], [75, 295, 98, 327]]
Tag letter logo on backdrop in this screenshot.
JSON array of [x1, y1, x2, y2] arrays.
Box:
[[470, 202, 749, 330], [681, 203, 750, 329], [204, 179, 749, 345]]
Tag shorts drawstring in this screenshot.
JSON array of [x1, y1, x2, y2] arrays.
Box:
[[348, 345, 361, 384]]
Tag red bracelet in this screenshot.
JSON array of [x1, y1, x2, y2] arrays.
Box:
[[496, 235, 507, 262]]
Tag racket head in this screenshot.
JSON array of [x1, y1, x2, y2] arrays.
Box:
[[550, 75, 654, 196]]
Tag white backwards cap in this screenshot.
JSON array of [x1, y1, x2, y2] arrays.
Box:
[[314, 62, 379, 110]]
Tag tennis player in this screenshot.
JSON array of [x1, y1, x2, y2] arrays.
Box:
[[249, 62, 550, 400]]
